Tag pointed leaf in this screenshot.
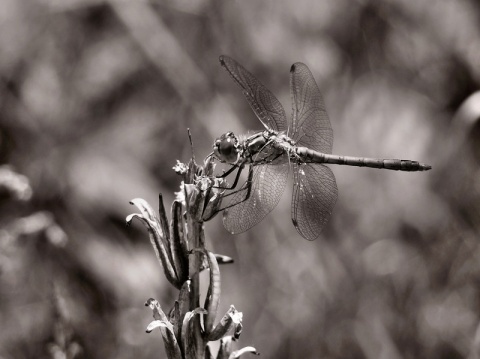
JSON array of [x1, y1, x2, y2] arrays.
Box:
[[205, 344, 215, 359], [217, 336, 233, 359], [168, 301, 181, 341], [181, 308, 207, 358], [207, 306, 243, 341], [184, 183, 204, 220], [201, 188, 224, 221], [158, 194, 172, 248], [145, 320, 182, 359], [130, 198, 160, 224], [199, 254, 233, 272], [173, 280, 191, 340], [228, 347, 259, 359], [191, 248, 221, 335], [178, 280, 191, 316], [146, 320, 166, 333], [170, 200, 188, 283], [145, 299, 182, 358], [203, 155, 215, 177], [187, 157, 200, 183], [128, 199, 180, 288], [214, 254, 234, 265]]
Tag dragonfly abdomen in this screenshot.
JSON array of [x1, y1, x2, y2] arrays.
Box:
[[296, 147, 431, 172]]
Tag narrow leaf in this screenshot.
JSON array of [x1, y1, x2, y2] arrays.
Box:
[[228, 347, 259, 359], [214, 254, 234, 265], [201, 187, 224, 221], [144, 299, 182, 359], [181, 308, 207, 359], [128, 199, 180, 288], [170, 200, 188, 283], [168, 301, 180, 341], [145, 320, 182, 359], [175, 280, 191, 340], [207, 306, 243, 341], [191, 248, 221, 335], [178, 280, 191, 316], [205, 344, 215, 359], [217, 336, 233, 359], [158, 193, 172, 252], [130, 198, 159, 224], [146, 320, 165, 333], [203, 155, 215, 177]]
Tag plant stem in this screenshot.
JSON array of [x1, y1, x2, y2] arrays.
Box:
[[188, 220, 206, 358]]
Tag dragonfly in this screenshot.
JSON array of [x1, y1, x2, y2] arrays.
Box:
[[209, 55, 431, 241]]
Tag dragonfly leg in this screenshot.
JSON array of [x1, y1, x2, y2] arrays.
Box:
[[217, 164, 239, 178], [207, 165, 254, 216], [214, 164, 245, 190]]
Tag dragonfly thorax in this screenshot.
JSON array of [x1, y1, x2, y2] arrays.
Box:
[[213, 131, 241, 164]]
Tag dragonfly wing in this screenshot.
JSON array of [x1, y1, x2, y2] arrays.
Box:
[[290, 63, 333, 154], [223, 162, 289, 234], [291, 163, 338, 240], [220, 55, 288, 132]]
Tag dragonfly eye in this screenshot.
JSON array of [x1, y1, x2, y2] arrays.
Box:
[[213, 133, 239, 163]]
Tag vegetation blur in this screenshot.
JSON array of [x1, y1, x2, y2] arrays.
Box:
[[1, 0, 479, 358]]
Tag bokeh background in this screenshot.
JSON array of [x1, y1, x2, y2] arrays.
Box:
[[1, 0, 480, 358]]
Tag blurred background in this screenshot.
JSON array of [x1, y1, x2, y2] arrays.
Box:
[[1, 0, 480, 358]]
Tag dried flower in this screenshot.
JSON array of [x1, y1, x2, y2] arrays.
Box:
[[127, 154, 256, 358]]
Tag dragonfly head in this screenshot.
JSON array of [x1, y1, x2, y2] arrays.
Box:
[[213, 132, 241, 164]]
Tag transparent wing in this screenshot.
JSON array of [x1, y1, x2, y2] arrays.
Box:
[[291, 163, 338, 241], [290, 63, 333, 154], [223, 162, 289, 234], [220, 55, 288, 132]]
